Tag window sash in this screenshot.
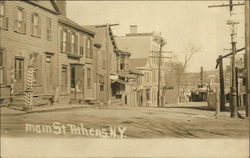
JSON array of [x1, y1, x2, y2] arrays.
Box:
[[15, 8, 26, 33], [0, 3, 5, 16], [32, 14, 40, 37]]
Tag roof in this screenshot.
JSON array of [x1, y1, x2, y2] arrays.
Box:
[[84, 25, 118, 51], [115, 49, 131, 56], [125, 32, 154, 37], [59, 16, 95, 36], [129, 58, 148, 68], [26, 0, 61, 15]]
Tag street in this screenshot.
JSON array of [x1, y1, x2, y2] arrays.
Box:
[[1, 102, 249, 139]]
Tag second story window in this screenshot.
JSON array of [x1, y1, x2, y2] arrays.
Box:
[[79, 35, 84, 56], [46, 17, 52, 40], [120, 56, 125, 70], [86, 37, 93, 59], [0, 2, 8, 29], [31, 13, 41, 37], [71, 33, 78, 55], [60, 30, 67, 53], [15, 7, 26, 34]]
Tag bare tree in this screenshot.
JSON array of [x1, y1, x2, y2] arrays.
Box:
[[171, 42, 202, 102]]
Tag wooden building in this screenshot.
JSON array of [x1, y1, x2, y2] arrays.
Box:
[[0, 0, 60, 107], [56, 1, 96, 104]]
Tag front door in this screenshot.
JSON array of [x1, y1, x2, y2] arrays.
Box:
[[14, 58, 24, 94], [45, 56, 53, 93], [70, 65, 84, 102]]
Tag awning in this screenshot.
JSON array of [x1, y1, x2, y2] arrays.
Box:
[[111, 79, 133, 86]]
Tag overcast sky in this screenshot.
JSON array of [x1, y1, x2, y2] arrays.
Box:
[[66, 1, 245, 72]]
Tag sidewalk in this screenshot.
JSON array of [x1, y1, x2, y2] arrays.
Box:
[[0, 103, 94, 115]]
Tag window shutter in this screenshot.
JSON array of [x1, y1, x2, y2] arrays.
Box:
[[23, 10, 26, 33], [75, 34, 78, 55], [66, 31, 70, 53], [5, 3, 8, 29], [84, 37, 88, 58], [90, 39, 93, 59], [37, 55, 43, 85], [14, 7, 17, 31], [38, 15, 41, 37], [31, 14, 34, 35], [60, 30, 63, 52]]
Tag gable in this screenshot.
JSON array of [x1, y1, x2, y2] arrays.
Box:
[[27, 0, 60, 14]]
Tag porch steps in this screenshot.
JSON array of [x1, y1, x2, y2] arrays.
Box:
[[9, 95, 50, 108]]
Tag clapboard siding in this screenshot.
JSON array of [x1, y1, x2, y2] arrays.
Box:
[[57, 23, 95, 101], [0, 1, 58, 96]]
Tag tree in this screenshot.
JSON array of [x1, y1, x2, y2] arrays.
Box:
[[170, 42, 202, 102]]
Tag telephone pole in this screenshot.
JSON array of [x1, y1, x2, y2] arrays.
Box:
[[208, 0, 244, 118], [245, 0, 249, 117], [157, 40, 163, 107]]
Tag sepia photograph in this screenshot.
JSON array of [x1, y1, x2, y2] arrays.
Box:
[[0, 0, 249, 157]]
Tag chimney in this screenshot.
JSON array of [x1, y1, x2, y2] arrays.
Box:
[[130, 25, 138, 34], [200, 66, 204, 84], [56, 0, 67, 16]]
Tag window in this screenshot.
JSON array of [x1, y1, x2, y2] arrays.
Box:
[[100, 84, 104, 91], [14, 58, 24, 82], [60, 30, 67, 53], [31, 53, 41, 84], [70, 66, 76, 88], [120, 56, 125, 70], [0, 2, 8, 29], [31, 13, 41, 37], [46, 17, 52, 40], [45, 56, 53, 92], [71, 33, 78, 55], [86, 37, 93, 58], [61, 65, 68, 93], [15, 7, 26, 33], [79, 35, 84, 56], [87, 68, 91, 89]]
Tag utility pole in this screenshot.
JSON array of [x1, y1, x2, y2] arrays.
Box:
[[208, 0, 244, 118], [157, 40, 163, 107], [230, 31, 238, 117], [218, 56, 226, 111], [149, 50, 172, 107], [245, 0, 249, 117]]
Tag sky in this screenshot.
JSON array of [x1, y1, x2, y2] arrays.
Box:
[[66, 1, 245, 72]]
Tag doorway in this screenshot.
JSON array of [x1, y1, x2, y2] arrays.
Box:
[[14, 58, 24, 94]]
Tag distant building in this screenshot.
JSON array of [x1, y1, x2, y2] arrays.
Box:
[[84, 25, 133, 105], [116, 26, 171, 106]]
